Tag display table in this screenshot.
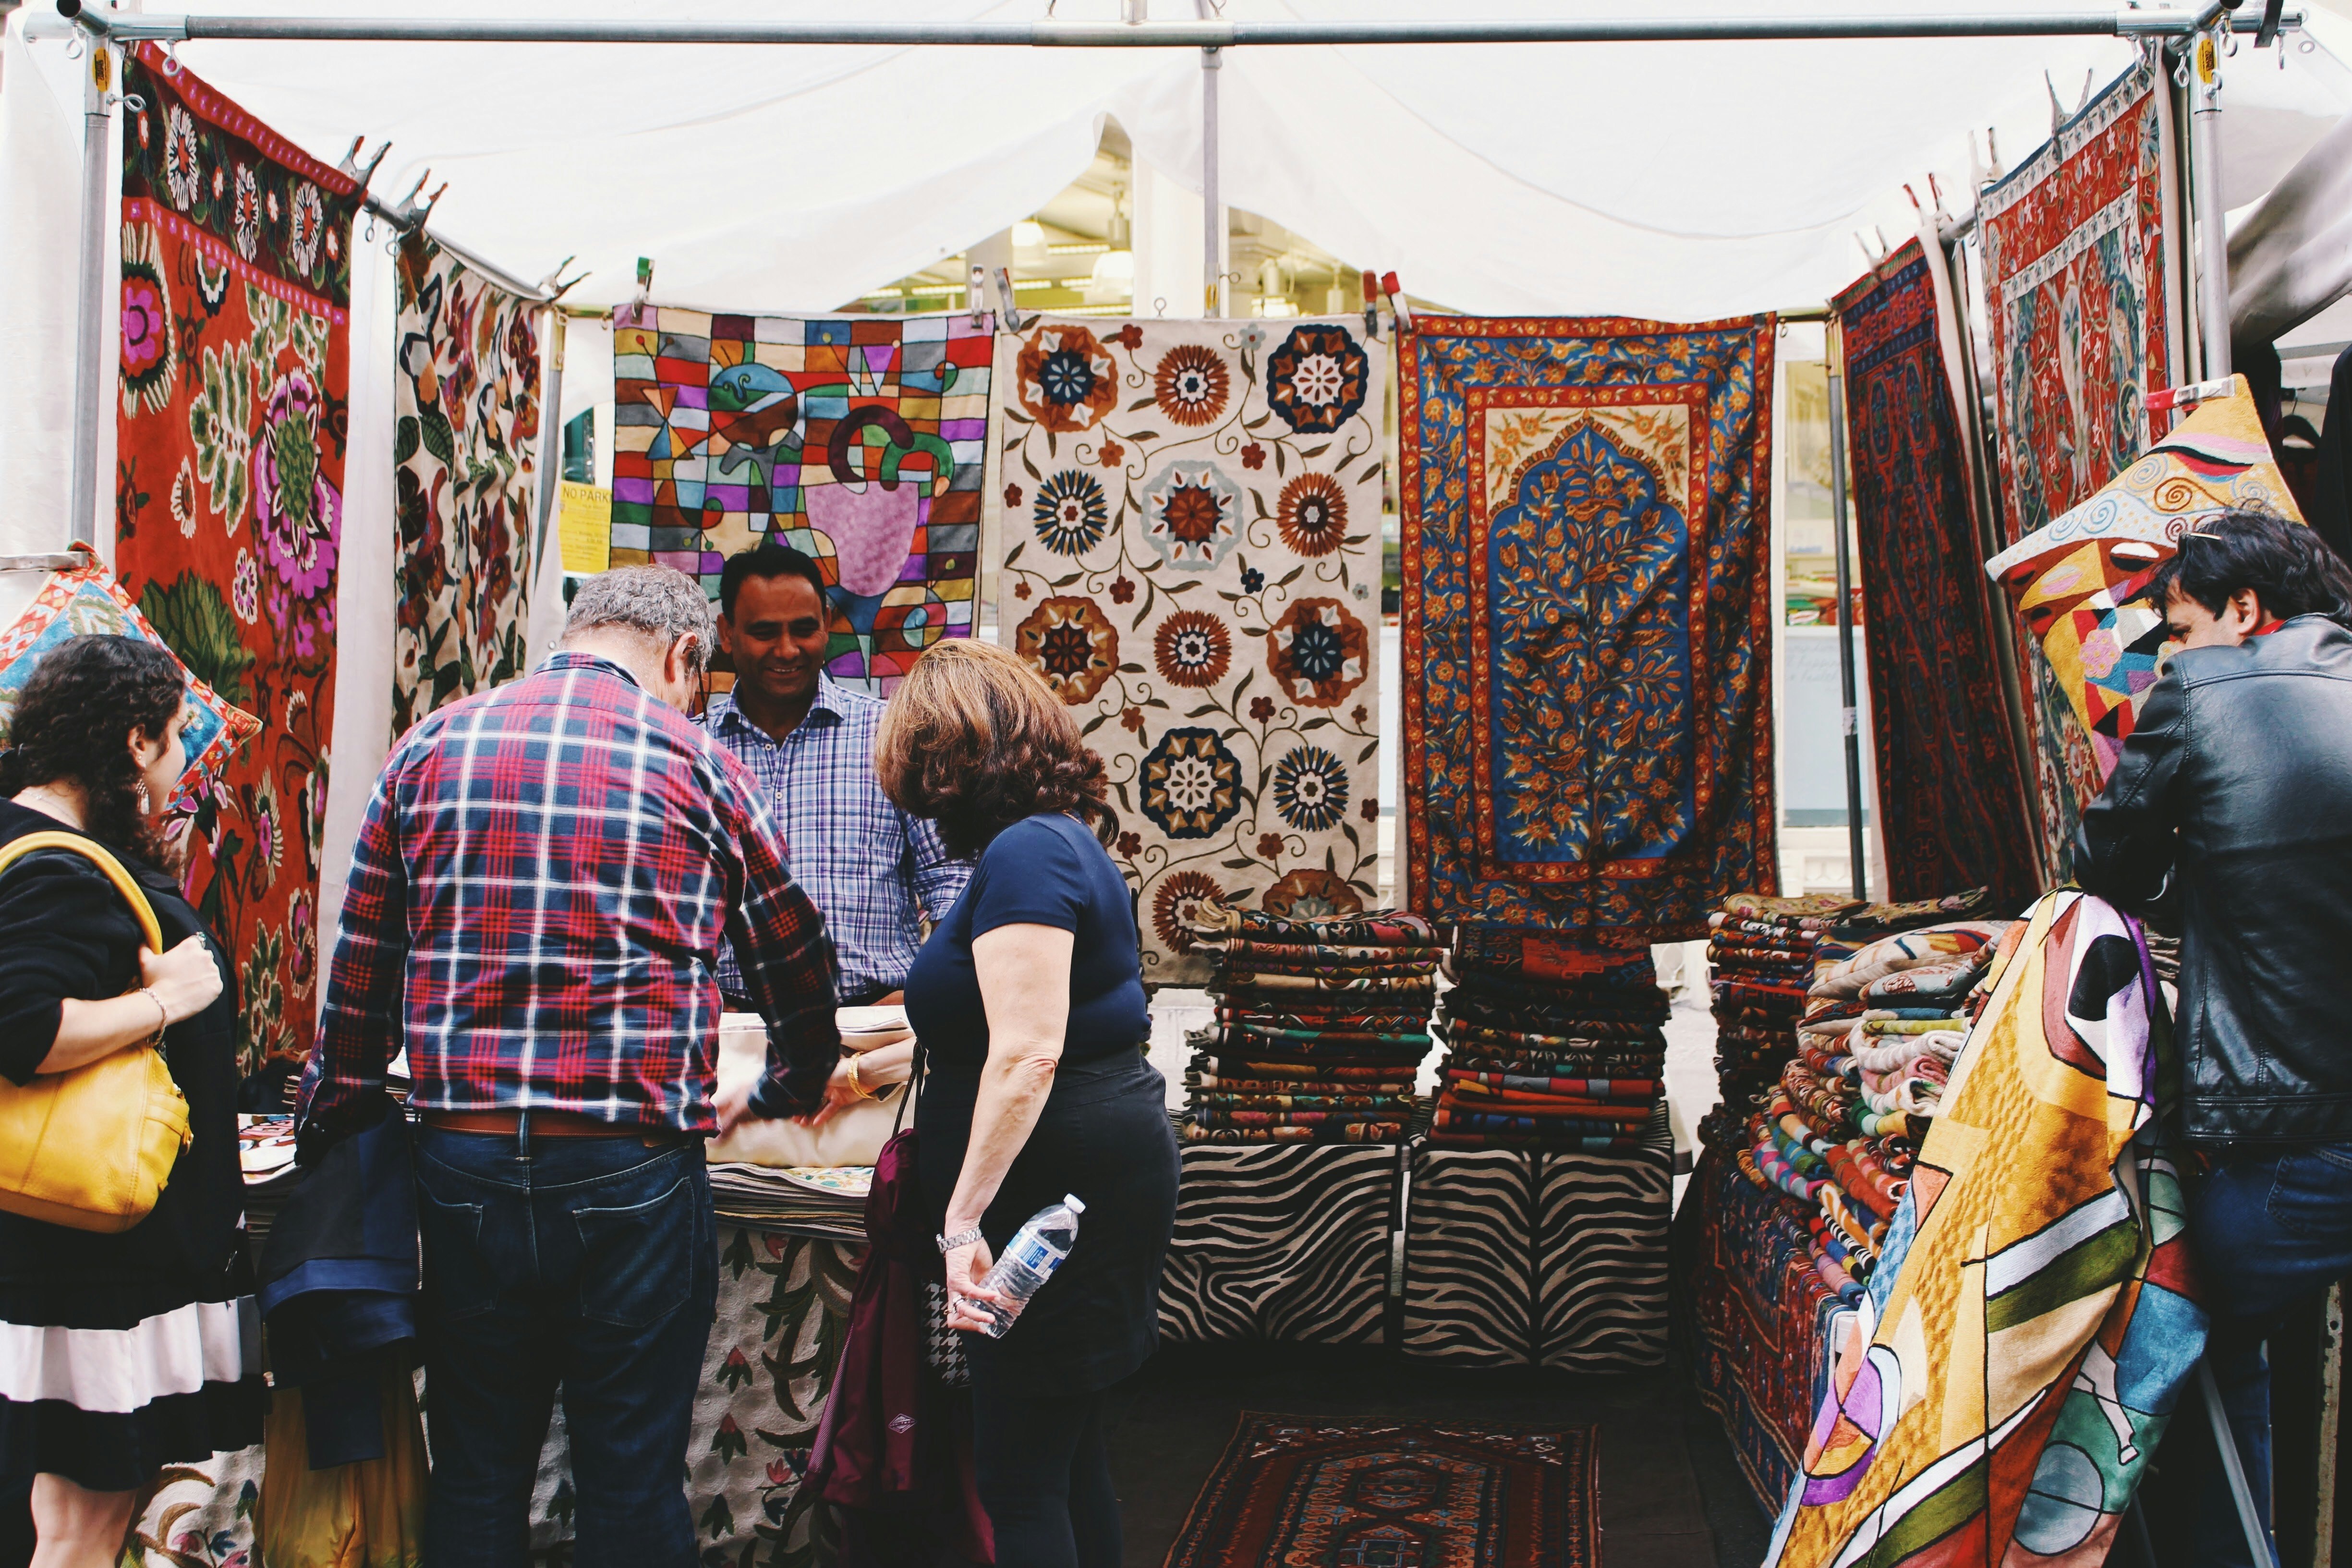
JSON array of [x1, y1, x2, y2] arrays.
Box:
[[1399, 1130, 1673, 1371], [1674, 1147, 1852, 1512], [1157, 1142, 1404, 1346], [123, 1223, 865, 1568]]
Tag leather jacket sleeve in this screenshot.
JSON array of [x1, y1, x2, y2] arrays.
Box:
[[2073, 663, 2189, 909]]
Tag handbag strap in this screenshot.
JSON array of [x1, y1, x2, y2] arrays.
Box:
[[891, 1032, 926, 1138], [0, 830, 165, 955]]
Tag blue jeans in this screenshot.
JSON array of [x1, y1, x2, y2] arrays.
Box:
[[2188, 1143, 2352, 1568], [412, 1126, 717, 1568]]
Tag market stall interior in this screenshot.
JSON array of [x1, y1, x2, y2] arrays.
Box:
[[5, 0, 2352, 1563]]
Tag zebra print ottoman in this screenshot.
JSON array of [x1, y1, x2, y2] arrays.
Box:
[[1157, 1143, 1404, 1345], [1398, 1136, 1673, 1371]]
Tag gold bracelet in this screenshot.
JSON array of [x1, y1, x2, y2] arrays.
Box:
[[846, 1052, 873, 1101], [139, 987, 168, 1043]]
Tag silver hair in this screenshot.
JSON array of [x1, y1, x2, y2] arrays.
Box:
[[562, 566, 714, 677]]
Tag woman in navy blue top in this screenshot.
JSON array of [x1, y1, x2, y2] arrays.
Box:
[[880, 641, 1177, 1568]]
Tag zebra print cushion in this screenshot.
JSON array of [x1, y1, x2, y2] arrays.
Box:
[[1157, 1144, 1399, 1345], [1400, 1134, 1671, 1370]]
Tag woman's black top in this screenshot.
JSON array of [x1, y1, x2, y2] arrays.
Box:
[[905, 813, 1179, 1392], [0, 800, 245, 1328]]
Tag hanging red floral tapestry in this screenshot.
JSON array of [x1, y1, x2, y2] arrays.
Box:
[[114, 43, 359, 1074]]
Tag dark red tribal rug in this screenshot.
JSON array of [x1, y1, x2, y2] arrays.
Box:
[[1160, 1411, 1599, 1567]]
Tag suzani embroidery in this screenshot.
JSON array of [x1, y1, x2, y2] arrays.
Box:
[[991, 316, 1385, 985]]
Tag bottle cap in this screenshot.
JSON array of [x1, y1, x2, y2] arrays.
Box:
[[1064, 1194, 1086, 1214]]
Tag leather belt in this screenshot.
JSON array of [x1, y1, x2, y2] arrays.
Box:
[[419, 1108, 690, 1146]]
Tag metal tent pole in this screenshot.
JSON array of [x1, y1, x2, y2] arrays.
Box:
[[1201, 44, 1222, 317], [66, 20, 114, 548], [2189, 26, 2234, 378], [534, 311, 568, 571], [1824, 317, 1869, 900], [58, 4, 2283, 47]]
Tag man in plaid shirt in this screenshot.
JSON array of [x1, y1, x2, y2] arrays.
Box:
[[298, 566, 837, 1568]]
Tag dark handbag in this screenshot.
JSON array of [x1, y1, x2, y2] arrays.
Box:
[[891, 1040, 970, 1388]]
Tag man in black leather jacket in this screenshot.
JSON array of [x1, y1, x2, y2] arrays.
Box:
[[2075, 509, 2352, 1568]]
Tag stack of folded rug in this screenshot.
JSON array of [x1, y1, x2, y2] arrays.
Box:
[[1700, 890, 2014, 1306], [1429, 931, 1669, 1151], [1702, 893, 1852, 1141], [1181, 906, 1440, 1144]]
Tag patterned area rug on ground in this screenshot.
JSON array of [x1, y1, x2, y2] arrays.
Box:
[[1162, 1411, 1599, 1568]]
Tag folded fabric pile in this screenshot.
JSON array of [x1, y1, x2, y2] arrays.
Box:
[[1705, 893, 1849, 1115], [1703, 889, 2017, 1306], [1181, 906, 1439, 1144], [1429, 930, 1669, 1151]]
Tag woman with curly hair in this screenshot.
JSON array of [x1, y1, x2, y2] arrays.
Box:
[[878, 640, 1178, 1568], [0, 635, 262, 1567]]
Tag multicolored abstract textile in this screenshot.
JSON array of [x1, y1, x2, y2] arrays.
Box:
[[610, 307, 992, 693], [390, 233, 542, 741], [1835, 244, 2038, 904], [114, 44, 359, 1073], [1986, 378, 2306, 784], [1400, 316, 1777, 938], [990, 316, 1386, 985], [1981, 59, 2170, 875], [1163, 1413, 1599, 1568], [0, 549, 260, 812], [1765, 890, 2204, 1568]]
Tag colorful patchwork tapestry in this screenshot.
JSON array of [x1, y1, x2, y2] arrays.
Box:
[[391, 233, 543, 741], [114, 44, 359, 1074], [989, 317, 1386, 985], [1399, 316, 1776, 938], [1981, 59, 2170, 878], [1986, 377, 2305, 784], [1764, 890, 2204, 1568], [1164, 1413, 1598, 1568], [610, 306, 991, 694], [1835, 245, 2038, 906], [0, 548, 260, 813]]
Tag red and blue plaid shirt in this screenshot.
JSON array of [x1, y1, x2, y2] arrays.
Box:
[[298, 652, 839, 1138]]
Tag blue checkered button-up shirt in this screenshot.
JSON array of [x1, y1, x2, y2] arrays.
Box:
[[704, 678, 970, 1002]]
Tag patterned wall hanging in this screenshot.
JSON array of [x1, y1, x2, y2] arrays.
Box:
[[1399, 316, 1776, 940], [988, 316, 1386, 987], [1834, 245, 2038, 906], [115, 44, 359, 1075], [1985, 377, 2304, 783], [0, 547, 261, 813], [1981, 59, 2170, 879], [391, 233, 543, 741], [609, 306, 992, 694]]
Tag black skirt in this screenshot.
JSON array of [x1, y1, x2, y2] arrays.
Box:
[[916, 1050, 1179, 1393]]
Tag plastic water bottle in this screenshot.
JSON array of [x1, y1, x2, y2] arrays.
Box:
[[971, 1194, 1085, 1339]]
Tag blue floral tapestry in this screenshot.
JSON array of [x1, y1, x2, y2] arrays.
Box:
[[1400, 316, 1776, 939]]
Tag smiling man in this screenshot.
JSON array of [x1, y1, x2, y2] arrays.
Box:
[[2074, 508, 2352, 1568], [704, 542, 970, 1017]]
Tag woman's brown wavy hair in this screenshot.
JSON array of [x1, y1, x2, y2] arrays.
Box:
[[875, 641, 1116, 860]]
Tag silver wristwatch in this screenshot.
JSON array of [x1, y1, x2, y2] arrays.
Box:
[[936, 1225, 984, 1253]]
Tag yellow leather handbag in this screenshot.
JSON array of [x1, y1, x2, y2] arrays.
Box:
[[0, 831, 192, 1232]]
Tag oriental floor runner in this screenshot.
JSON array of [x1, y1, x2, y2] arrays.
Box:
[[1981, 58, 2171, 880], [1162, 1412, 1599, 1568], [1834, 242, 2038, 905]]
